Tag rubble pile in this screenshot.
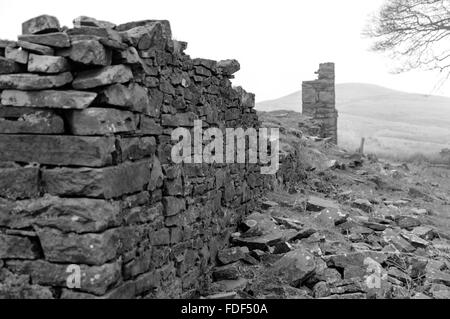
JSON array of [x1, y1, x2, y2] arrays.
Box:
[[204, 112, 450, 299]]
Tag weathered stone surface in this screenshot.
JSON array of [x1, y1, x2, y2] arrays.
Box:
[[0, 107, 64, 134], [233, 233, 284, 252], [18, 32, 70, 48], [68, 40, 111, 66], [312, 208, 347, 227], [73, 16, 116, 29], [99, 83, 156, 115], [117, 19, 171, 38], [120, 24, 164, 50], [212, 263, 240, 281], [412, 226, 435, 240], [0, 40, 17, 48], [0, 135, 117, 167], [5, 47, 28, 64], [0, 195, 120, 233], [0, 234, 41, 259], [430, 284, 450, 299], [306, 196, 339, 212], [139, 116, 163, 135], [162, 197, 186, 216], [0, 270, 53, 299], [36, 227, 119, 265], [72, 65, 133, 89], [161, 112, 198, 127], [99, 83, 134, 108], [0, 72, 72, 90], [217, 59, 240, 75], [1, 90, 96, 109], [271, 248, 316, 287], [67, 108, 137, 135], [0, 166, 39, 199], [22, 15, 60, 35], [42, 160, 151, 199], [7, 259, 121, 296], [17, 40, 54, 55], [217, 247, 248, 265], [67, 27, 121, 42], [148, 156, 163, 191], [382, 228, 416, 252], [352, 198, 373, 213], [0, 57, 23, 74], [326, 252, 388, 270], [163, 176, 183, 196], [119, 136, 156, 162], [27, 54, 70, 73], [396, 215, 421, 230]]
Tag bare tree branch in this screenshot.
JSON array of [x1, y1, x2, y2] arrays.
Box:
[[365, 0, 450, 77]]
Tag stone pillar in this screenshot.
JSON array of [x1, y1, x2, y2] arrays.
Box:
[[302, 63, 337, 144]]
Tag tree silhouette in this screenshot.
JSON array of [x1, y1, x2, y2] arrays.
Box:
[[365, 0, 450, 79]]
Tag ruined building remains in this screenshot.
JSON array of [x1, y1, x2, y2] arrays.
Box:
[[302, 63, 337, 144], [0, 15, 268, 298]]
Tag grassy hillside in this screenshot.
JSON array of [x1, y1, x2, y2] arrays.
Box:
[[256, 83, 450, 162]]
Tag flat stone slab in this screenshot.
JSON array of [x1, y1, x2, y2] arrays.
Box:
[[72, 64, 133, 89], [17, 40, 54, 55], [18, 32, 70, 48], [27, 54, 70, 73], [36, 227, 119, 265], [42, 159, 151, 199], [0, 195, 121, 233], [7, 259, 121, 296], [0, 106, 64, 134], [306, 196, 340, 212], [0, 134, 117, 167], [67, 108, 137, 135], [22, 15, 60, 35], [1, 90, 96, 109], [0, 72, 72, 90]]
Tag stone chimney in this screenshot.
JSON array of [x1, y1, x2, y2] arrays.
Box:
[[302, 63, 338, 144]]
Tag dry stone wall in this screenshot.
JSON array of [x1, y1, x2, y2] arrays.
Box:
[[0, 15, 267, 298], [302, 63, 337, 144]]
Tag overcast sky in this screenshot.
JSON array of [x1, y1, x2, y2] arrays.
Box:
[[1, 0, 450, 101]]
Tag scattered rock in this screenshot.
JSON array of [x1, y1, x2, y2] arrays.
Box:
[[217, 247, 248, 265], [306, 196, 339, 212], [212, 263, 240, 281], [352, 199, 373, 213], [270, 248, 316, 287]]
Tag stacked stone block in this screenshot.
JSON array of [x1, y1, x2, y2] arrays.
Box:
[[0, 15, 266, 298], [302, 63, 338, 144]]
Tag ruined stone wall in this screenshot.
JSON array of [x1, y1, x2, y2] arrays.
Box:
[[302, 63, 337, 144], [0, 15, 267, 298]]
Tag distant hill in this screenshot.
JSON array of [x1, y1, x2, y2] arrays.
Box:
[[256, 83, 450, 160]]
